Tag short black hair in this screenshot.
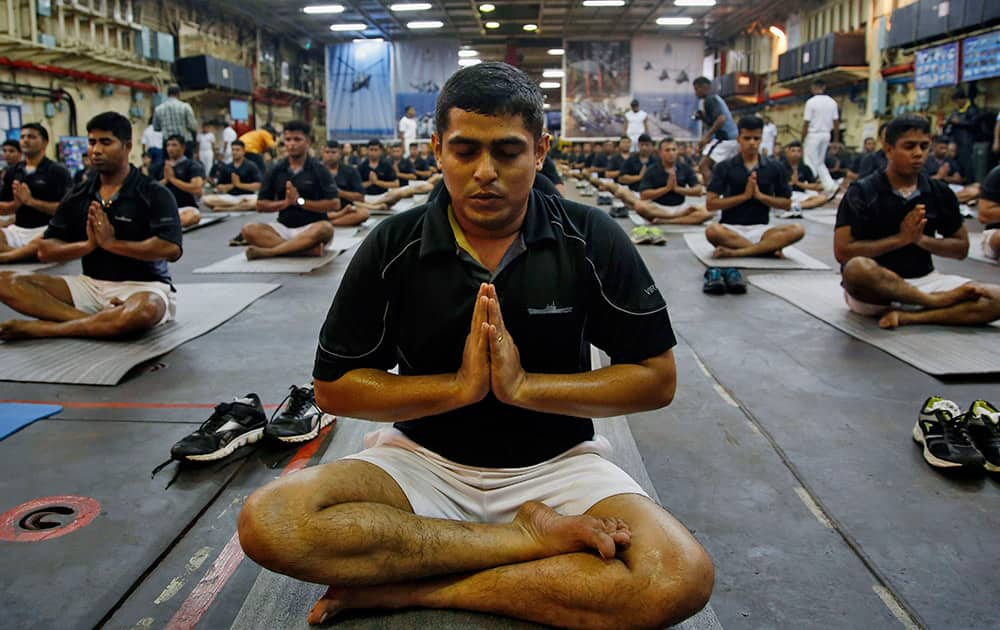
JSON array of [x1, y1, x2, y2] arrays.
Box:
[[165, 134, 186, 146], [932, 135, 950, 145], [811, 79, 826, 90], [86, 111, 132, 144], [658, 136, 676, 149], [283, 119, 312, 139], [435, 61, 544, 141], [232, 139, 245, 148], [786, 140, 802, 149], [3, 139, 20, 151], [21, 123, 49, 142], [167, 85, 181, 96], [620, 135, 630, 141], [637, 133, 653, 143], [693, 76, 712, 88], [877, 122, 888, 136], [737, 116, 764, 132], [885, 115, 930, 146], [951, 88, 967, 100], [326, 140, 340, 149], [367, 138, 382, 147]]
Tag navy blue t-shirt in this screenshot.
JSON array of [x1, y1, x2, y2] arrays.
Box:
[[259, 157, 339, 228], [357, 158, 398, 195], [639, 161, 698, 206], [709, 154, 790, 225], [978, 164, 1000, 230]]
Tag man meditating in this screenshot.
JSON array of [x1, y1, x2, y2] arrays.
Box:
[[636, 136, 711, 225], [836, 116, 1000, 328], [202, 139, 261, 211], [978, 164, 1000, 262], [0, 123, 73, 263], [0, 112, 181, 340], [321, 141, 369, 227], [238, 61, 714, 629], [782, 140, 831, 213], [240, 120, 339, 259], [151, 134, 204, 228], [705, 116, 803, 258]]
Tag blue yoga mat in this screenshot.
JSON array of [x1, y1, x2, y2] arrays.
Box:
[[0, 403, 63, 440]]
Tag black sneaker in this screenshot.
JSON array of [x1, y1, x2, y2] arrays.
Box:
[[264, 384, 336, 443], [721, 268, 747, 294], [229, 232, 247, 246], [912, 397, 984, 470], [967, 399, 1000, 472], [702, 268, 725, 295], [170, 395, 267, 462]]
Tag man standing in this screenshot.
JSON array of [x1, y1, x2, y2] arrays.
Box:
[[0, 112, 182, 340], [761, 115, 777, 158], [321, 141, 369, 226], [944, 88, 979, 183], [624, 99, 650, 149], [357, 139, 399, 198], [0, 123, 74, 263], [636, 137, 711, 225], [221, 120, 238, 163], [237, 60, 713, 629], [692, 77, 739, 188], [398, 106, 418, 157], [802, 79, 839, 197], [152, 86, 198, 157], [196, 123, 216, 173], [150, 135, 205, 228]]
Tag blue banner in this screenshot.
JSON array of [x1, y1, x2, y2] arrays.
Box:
[[392, 40, 459, 140], [326, 41, 395, 140]]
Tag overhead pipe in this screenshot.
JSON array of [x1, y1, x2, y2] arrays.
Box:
[[881, 63, 914, 77], [0, 80, 78, 135], [0, 57, 159, 92]]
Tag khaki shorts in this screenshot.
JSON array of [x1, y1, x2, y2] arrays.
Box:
[[344, 427, 648, 522], [982, 229, 999, 260], [63, 275, 176, 326], [844, 271, 971, 317], [1, 224, 46, 249]]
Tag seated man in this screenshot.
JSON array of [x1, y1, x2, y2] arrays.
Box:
[[539, 153, 565, 196], [604, 136, 631, 182], [0, 123, 73, 263], [0, 138, 22, 182], [241, 120, 338, 259], [412, 142, 438, 180], [836, 116, 1000, 328], [321, 141, 369, 226], [706, 116, 803, 258], [979, 164, 1000, 262], [635, 136, 711, 225], [73, 154, 94, 187], [923, 135, 980, 204], [150, 134, 204, 228], [616, 133, 655, 197], [783, 141, 830, 211], [203, 140, 261, 211], [0, 112, 181, 340], [358, 139, 400, 202], [388, 143, 417, 184], [855, 123, 888, 179], [237, 61, 713, 628]]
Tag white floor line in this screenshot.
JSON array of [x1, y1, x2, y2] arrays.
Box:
[[872, 584, 920, 630], [712, 383, 739, 408], [691, 352, 713, 379], [793, 486, 833, 529], [153, 545, 214, 605]]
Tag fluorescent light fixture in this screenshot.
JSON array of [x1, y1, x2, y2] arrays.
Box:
[[656, 16, 694, 25], [303, 4, 344, 14], [582, 0, 626, 6], [523, 23, 538, 31], [543, 103, 551, 109], [330, 23, 368, 30], [769, 25, 786, 38], [458, 58, 482, 67], [458, 49, 479, 57], [408, 20, 444, 28], [353, 38, 384, 43], [390, 3, 432, 10], [548, 48, 564, 55], [542, 69, 565, 78], [479, 3, 496, 11], [674, 0, 715, 5], [484, 20, 500, 28], [539, 81, 561, 89]]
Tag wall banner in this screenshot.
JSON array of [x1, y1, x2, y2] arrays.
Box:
[[563, 40, 631, 139], [326, 41, 395, 140]]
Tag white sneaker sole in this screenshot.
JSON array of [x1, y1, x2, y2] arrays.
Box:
[[273, 414, 337, 443], [184, 427, 265, 462], [912, 422, 965, 469]]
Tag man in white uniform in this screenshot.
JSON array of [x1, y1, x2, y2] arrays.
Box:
[[802, 79, 838, 197], [398, 106, 418, 157], [760, 115, 777, 158], [196, 123, 215, 173], [222, 120, 238, 163], [624, 99, 650, 150]]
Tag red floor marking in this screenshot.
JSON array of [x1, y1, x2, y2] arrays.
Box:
[[163, 422, 336, 630], [0, 495, 101, 542], [0, 399, 280, 410]]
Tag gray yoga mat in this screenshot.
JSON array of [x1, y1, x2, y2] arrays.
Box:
[[749, 273, 1000, 376], [683, 232, 830, 270], [0, 282, 279, 385], [181, 215, 228, 232], [802, 209, 837, 226], [193, 232, 365, 274], [967, 233, 998, 265], [0, 261, 55, 272], [230, 416, 722, 630], [628, 211, 707, 232]]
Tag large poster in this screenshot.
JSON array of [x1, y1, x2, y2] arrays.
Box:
[[392, 40, 458, 140], [326, 41, 394, 140], [564, 40, 631, 139], [630, 37, 703, 140]]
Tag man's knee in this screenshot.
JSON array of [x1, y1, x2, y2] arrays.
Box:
[[622, 535, 714, 628], [314, 222, 335, 241], [841, 256, 878, 290], [118, 294, 165, 331], [704, 222, 727, 242], [783, 223, 806, 242]]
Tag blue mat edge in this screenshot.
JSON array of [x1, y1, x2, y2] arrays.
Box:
[[0, 403, 64, 440]]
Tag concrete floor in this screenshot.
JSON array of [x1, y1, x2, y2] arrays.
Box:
[[0, 187, 997, 629]]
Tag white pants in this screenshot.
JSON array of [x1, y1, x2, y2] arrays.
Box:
[[983, 229, 999, 260], [63, 275, 175, 326], [1, 224, 46, 249], [844, 271, 971, 317], [268, 221, 318, 241], [803, 132, 835, 194]]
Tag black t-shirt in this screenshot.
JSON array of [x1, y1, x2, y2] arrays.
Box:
[[788, 162, 817, 191], [533, 172, 560, 196], [856, 150, 888, 179], [570, 153, 586, 168], [540, 156, 563, 185], [331, 164, 364, 196], [922, 155, 963, 181], [259, 157, 339, 228], [979, 164, 1000, 229], [621, 154, 655, 191], [836, 172, 963, 278], [209, 161, 228, 184], [217, 159, 262, 195], [150, 158, 205, 208], [73, 168, 94, 187], [606, 153, 627, 175], [0, 158, 73, 228], [44, 166, 181, 284], [313, 188, 676, 468], [357, 157, 398, 195], [392, 157, 415, 177], [413, 155, 434, 179], [709, 154, 791, 225], [639, 160, 698, 206], [590, 153, 609, 172], [703, 94, 736, 141]]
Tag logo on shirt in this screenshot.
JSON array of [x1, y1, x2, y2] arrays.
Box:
[[643, 284, 659, 296], [528, 302, 573, 315], [113, 215, 133, 222]]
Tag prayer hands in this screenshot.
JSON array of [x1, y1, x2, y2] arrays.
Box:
[[935, 161, 950, 177], [284, 181, 300, 206], [12, 180, 32, 205], [368, 170, 378, 184], [231, 173, 242, 186], [457, 283, 526, 406], [744, 172, 758, 200], [87, 202, 115, 249], [665, 170, 677, 192], [164, 161, 175, 183], [456, 284, 492, 405], [900, 204, 927, 244]]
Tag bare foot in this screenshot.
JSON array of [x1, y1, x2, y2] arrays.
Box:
[[245, 246, 269, 260], [879, 310, 902, 329], [926, 284, 981, 308], [305, 242, 326, 257], [308, 586, 346, 626], [514, 500, 630, 561], [772, 249, 786, 259], [0, 319, 46, 340], [713, 246, 739, 259]]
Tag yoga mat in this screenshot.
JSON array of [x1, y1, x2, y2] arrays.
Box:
[[749, 273, 1000, 376], [0, 403, 62, 440], [967, 233, 998, 265], [193, 232, 364, 274], [0, 261, 55, 272], [628, 211, 707, 232], [181, 215, 228, 233], [802, 209, 838, 226], [0, 283, 279, 385], [683, 232, 830, 270]]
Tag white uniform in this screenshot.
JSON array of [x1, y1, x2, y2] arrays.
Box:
[[398, 116, 418, 156], [625, 110, 648, 148], [196, 132, 215, 173], [761, 122, 777, 157], [222, 126, 237, 163], [803, 94, 838, 195]]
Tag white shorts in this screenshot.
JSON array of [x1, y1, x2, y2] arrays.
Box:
[[982, 229, 999, 260], [63, 275, 176, 326], [1, 224, 46, 249], [715, 222, 770, 243], [344, 427, 648, 522], [703, 139, 739, 163], [267, 221, 319, 241], [948, 183, 964, 194], [844, 270, 971, 317], [791, 190, 822, 203]]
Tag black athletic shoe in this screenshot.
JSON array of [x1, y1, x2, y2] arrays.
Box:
[[702, 268, 725, 295], [170, 394, 267, 462], [264, 384, 336, 443], [609, 206, 629, 218], [229, 232, 247, 246], [722, 268, 747, 294], [967, 399, 1000, 472], [912, 397, 984, 470]]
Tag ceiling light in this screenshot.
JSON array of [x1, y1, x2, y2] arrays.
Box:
[[458, 49, 479, 57], [674, 0, 715, 5], [542, 69, 564, 78], [390, 3, 432, 10], [479, 3, 496, 11], [353, 38, 384, 43], [484, 20, 500, 28], [582, 0, 626, 6], [407, 20, 444, 28], [539, 81, 560, 89], [769, 25, 786, 38], [330, 23, 368, 31], [523, 23, 538, 31], [548, 48, 564, 55], [543, 103, 551, 109], [458, 58, 482, 66], [656, 16, 694, 25], [303, 4, 344, 14]]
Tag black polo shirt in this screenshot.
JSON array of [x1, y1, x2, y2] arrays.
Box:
[[313, 188, 676, 468], [0, 158, 73, 228], [331, 164, 364, 196], [590, 153, 609, 173], [709, 154, 790, 225], [413, 155, 434, 179], [540, 156, 563, 185], [639, 160, 698, 206], [621, 153, 655, 191], [787, 161, 817, 191], [977, 164, 1000, 229], [357, 157, 397, 195], [259, 157, 338, 228], [209, 161, 228, 184], [856, 150, 887, 179], [836, 172, 963, 279], [606, 153, 627, 175], [44, 166, 181, 285], [218, 159, 262, 195], [922, 155, 963, 181], [533, 172, 560, 196], [150, 157, 204, 209], [570, 154, 585, 168]]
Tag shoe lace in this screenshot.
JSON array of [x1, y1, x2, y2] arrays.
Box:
[[272, 386, 314, 421], [941, 413, 976, 447], [199, 402, 240, 434]]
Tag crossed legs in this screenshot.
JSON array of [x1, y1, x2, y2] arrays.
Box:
[[0, 232, 42, 264], [242, 221, 334, 259], [633, 200, 712, 225], [179, 207, 201, 228], [705, 223, 805, 258]]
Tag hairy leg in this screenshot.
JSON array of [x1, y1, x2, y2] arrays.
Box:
[[241, 223, 284, 248], [988, 231, 1000, 260], [0, 271, 83, 321], [881, 283, 1000, 329], [705, 223, 753, 252], [0, 291, 165, 340], [657, 207, 712, 225], [841, 257, 980, 309], [330, 205, 370, 226], [0, 239, 41, 263], [698, 156, 714, 188], [246, 222, 334, 259], [713, 224, 804, 258]]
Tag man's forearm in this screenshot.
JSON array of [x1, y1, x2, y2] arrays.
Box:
[[706, 193, 750, 211], [835, 234, 907, 263], [256, 199, 286, 213], [170, 178, 203, 195], [619, 174, 642, 185], [639, 186, 669, 201], [397, 172, 416, 181], [103, 236, 181, 262], [24, 199, 60, 215], [302, 198, 340, 213], [37, 239, 91, 262], [918, 235, 968, 259], [339, 189, 365, 203], [801, 122, 809, 140], [978, 200, 1000, 225], [376, 178, 400, 189], [756, 193, 791, 210], [216, 184, 234, 193], [677, 185, 703, 197], [0, 200, 20, 213], [315, 369, 475, 422]]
